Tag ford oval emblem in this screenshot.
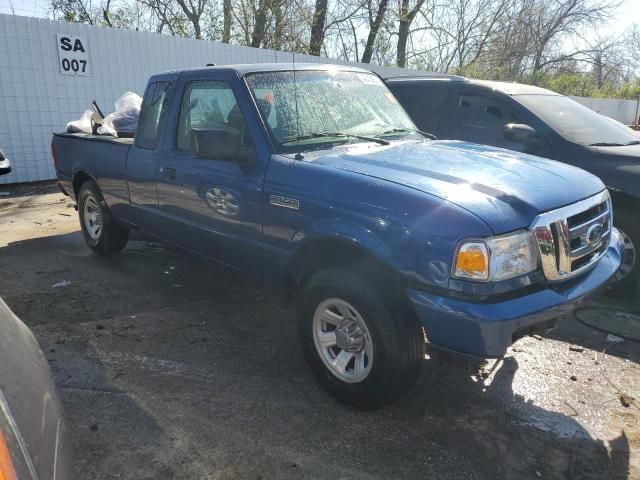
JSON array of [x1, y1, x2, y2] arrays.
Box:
[[586, 223, 604, 246]]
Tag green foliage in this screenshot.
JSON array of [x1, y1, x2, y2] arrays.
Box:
[[460, 70, 640, 99]]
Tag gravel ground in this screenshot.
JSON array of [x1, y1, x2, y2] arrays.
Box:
[[0, 183, 639, 479]]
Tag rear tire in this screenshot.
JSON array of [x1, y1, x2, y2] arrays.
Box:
[[608, 209, 639, 298], [78, 180, 129, 254], [298, 268, 425, 409]]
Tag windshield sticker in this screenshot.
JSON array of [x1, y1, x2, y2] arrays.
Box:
[[385, 92, 399, 104]]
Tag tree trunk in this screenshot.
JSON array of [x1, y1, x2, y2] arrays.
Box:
[[175, 0, 204, 39], [251, 0, 270, 48], [361, 0, 388, 63], [222, 0, 232, 43], [272, 2, 284, 50], [309, 0, 328, 56], [396, 0, 409, 67], [396, 0, 424, 68]]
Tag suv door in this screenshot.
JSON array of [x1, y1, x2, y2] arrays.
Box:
[[154, 72, 265, 270]]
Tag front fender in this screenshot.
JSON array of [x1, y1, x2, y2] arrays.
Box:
[[298, 218, 394, 260]]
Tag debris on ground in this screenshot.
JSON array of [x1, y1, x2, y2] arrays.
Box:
[[569, 346, 584, 352], [570, 375, 578, 381], [606, 334, 624, 343], [619, 393, 634, 408], [52, 280, 72, 288]]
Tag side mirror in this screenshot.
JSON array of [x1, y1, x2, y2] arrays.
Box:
[[503, 124, 538, 144], [192, 128, 240, 160], [191, 128, 257, 169]]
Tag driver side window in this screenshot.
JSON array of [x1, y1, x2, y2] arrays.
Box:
[[177, 80, 251, 159], [454, 94, 525, 151]]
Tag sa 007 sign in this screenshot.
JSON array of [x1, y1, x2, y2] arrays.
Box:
[[57, 34, 90, 76]]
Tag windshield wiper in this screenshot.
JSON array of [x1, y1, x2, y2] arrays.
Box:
[[378, 127, 437, 140], [589, 140, 640, 147], [281, 132, 389, 146]]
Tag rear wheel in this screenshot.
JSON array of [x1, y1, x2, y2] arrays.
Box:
[[298, 268, 425, 409], [78, 180, 129, 254]]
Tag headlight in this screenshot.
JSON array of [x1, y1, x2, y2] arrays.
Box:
[[453, 230, 538, 282]]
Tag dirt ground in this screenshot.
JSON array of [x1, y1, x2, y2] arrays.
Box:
[[1, 183, 639, 479]]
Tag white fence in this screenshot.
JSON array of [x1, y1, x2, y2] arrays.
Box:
[[570, 96, 639, 126], [0, 13, 638, 185], [0, 14, 412, 185]]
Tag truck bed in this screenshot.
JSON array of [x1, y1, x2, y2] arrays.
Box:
[[53, 132, 135, 146], [52, 132, 133, 213]]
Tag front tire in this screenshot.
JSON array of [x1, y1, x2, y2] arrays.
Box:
[[609, 209, 639, 298], [78, 180, 129, 254], [298, 268, 425, 409]]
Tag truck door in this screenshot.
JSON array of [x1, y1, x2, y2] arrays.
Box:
[[154, 72, 265, 270]]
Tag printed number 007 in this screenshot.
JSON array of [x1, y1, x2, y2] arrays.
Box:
[[61, 58, 87, 73]]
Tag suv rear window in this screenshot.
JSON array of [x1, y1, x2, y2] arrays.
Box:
[[388, 81, 450, 135]]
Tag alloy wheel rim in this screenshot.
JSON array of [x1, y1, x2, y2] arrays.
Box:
[[206, 188, 240, 216], [83, 194, 103, 240], [312, 298, 373, 383]]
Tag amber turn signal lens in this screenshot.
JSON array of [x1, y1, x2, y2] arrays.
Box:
[[0, 431, 17, 480], [456, 248, 486, 274]]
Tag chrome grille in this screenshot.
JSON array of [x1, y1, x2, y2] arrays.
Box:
[[530, 191, 612, 281]]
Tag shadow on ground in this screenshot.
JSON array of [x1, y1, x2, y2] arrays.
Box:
[[0, 230, 637, 479]]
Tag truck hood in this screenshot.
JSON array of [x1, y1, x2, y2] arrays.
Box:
[[306, 140, 605, 233]]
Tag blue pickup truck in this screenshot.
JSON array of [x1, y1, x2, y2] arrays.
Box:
[[53, 63, 622, 408]]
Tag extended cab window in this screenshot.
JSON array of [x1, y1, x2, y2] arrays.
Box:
[[453, 94, 524, 151], [177, 81, 251, 158], [136, 81, 170, 150]]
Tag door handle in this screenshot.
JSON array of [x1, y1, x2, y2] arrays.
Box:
[[160, 166, 176, 180]]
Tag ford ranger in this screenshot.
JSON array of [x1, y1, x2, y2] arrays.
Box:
[[52, 64, 623, 408]]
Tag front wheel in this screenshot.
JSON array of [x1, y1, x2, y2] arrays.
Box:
[[78, 180, 129, 254], [608, 209, 639, 298], [298, 268, 425, 409]]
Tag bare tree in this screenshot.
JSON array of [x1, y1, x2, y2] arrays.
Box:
[[361, 0, 389, 63], [174, 0, 208, 38], [396, 0, 426, 67], [309, 0, 329, 55], [222, 0, 232, 42]]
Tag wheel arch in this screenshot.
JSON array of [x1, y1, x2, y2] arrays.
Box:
[[72, 169, 98, 200], [609, 188, 640, 217], [286, 234, 408, 309]]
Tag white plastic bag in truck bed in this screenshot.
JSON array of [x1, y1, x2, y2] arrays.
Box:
[[66, 110, 93, 134], [98, 92, 142, 137]]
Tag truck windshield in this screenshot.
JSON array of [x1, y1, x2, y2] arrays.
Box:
[[245, 70, 418, 151], [516, 94, 640, 147]]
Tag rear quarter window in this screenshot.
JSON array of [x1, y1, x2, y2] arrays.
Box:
[[136, 81, 171, 150]]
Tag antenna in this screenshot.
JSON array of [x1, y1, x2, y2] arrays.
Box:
[[292, 51, 303, 160]]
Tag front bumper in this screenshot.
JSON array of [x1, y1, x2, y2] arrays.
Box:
[[408, 229, 623, 357]]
